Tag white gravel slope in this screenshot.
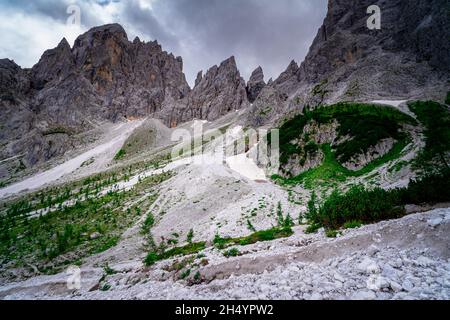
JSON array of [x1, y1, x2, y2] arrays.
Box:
[[0, 120, 144, 199]]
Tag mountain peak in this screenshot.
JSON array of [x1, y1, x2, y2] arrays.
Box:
[[220, 56, 237, 68], [57, 37, 71, 49], [247, 66, 265, 103]]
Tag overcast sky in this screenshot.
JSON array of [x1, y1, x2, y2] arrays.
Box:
[[0, 0, 327, 87]]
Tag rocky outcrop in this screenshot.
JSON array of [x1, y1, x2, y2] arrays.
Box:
[[343, 138, 396, 171], [246, 66, 265, 103], [243, 86, 287, 127], [165, 56, 249, 126]]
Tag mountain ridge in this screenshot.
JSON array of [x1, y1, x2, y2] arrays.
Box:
[[1, 0, 449, 181]]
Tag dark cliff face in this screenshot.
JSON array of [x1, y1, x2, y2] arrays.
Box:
[[185, 56, 248, 121], [246, 66, 266, 103], [162, 56, 249, 127], [298, 0, 450, 85], [31, 24, 191, 125], [246, 0, 450, 126]]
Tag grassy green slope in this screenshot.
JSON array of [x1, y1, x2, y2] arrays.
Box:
[[272, 103, 416, 187]]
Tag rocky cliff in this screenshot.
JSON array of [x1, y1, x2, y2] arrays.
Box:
[[246, 0, 450, 126], [0, 24, 250, 178], [246, 66, 266, 103], [162, 56, 249, 127]]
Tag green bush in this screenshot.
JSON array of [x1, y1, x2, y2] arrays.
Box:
[[325, 229, 339, 238], [179, 269, 191, 280], [223, 248, 240, 258], [308, 185, 404, 230], [186, 229, 194, 243], [246, 219, 256, 232], [398, 169, 450, 205], [144, 252, 159, 266], [142, 213, 155, 234], [214, 227, 293, 249], [144, 242, 206, 266], [306, 169, 450, 231], [114, 149, 126, 160]]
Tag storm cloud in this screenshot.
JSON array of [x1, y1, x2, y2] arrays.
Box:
[[0, 0, 327, 86]]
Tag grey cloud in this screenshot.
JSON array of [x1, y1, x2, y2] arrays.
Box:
[[120, 1, 181, 53], [149, 0, 328, 85]]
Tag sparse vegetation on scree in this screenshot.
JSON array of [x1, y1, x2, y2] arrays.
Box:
[[271, 102, 416, 188], [0, 171, 173, 274]]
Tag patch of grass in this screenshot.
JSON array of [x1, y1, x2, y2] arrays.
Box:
[[103, 264, 118, 276], [114, 149, 127, 161], [223, 248, 240, 258], [343, 220, 363, 229], [214, 227, 293, 249], [100, 283, 111, 291], [259, 106, 272, 117], [275, 102, 414, 165], [272, 102, 415, 187], [144, 242, 206, 266], [274, 139, 409, 188], [305, 223, 321, 234], [388, 160, 409, 173], [0, 172, 169, 273], [179, 268, 191, 280], [325, 229, 339, 238]]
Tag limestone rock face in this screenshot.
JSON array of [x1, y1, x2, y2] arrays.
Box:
[[0, 24, 253, 175], [246, 66, 266, 103], [0, 24, 194, 175], [248, 0, 450, 126], [244, 86, 286, 127], [166, 56, 249, 126]]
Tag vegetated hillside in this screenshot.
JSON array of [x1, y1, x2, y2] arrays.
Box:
[[408, 101, 450, 172], [272, 102, 418, 188]]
